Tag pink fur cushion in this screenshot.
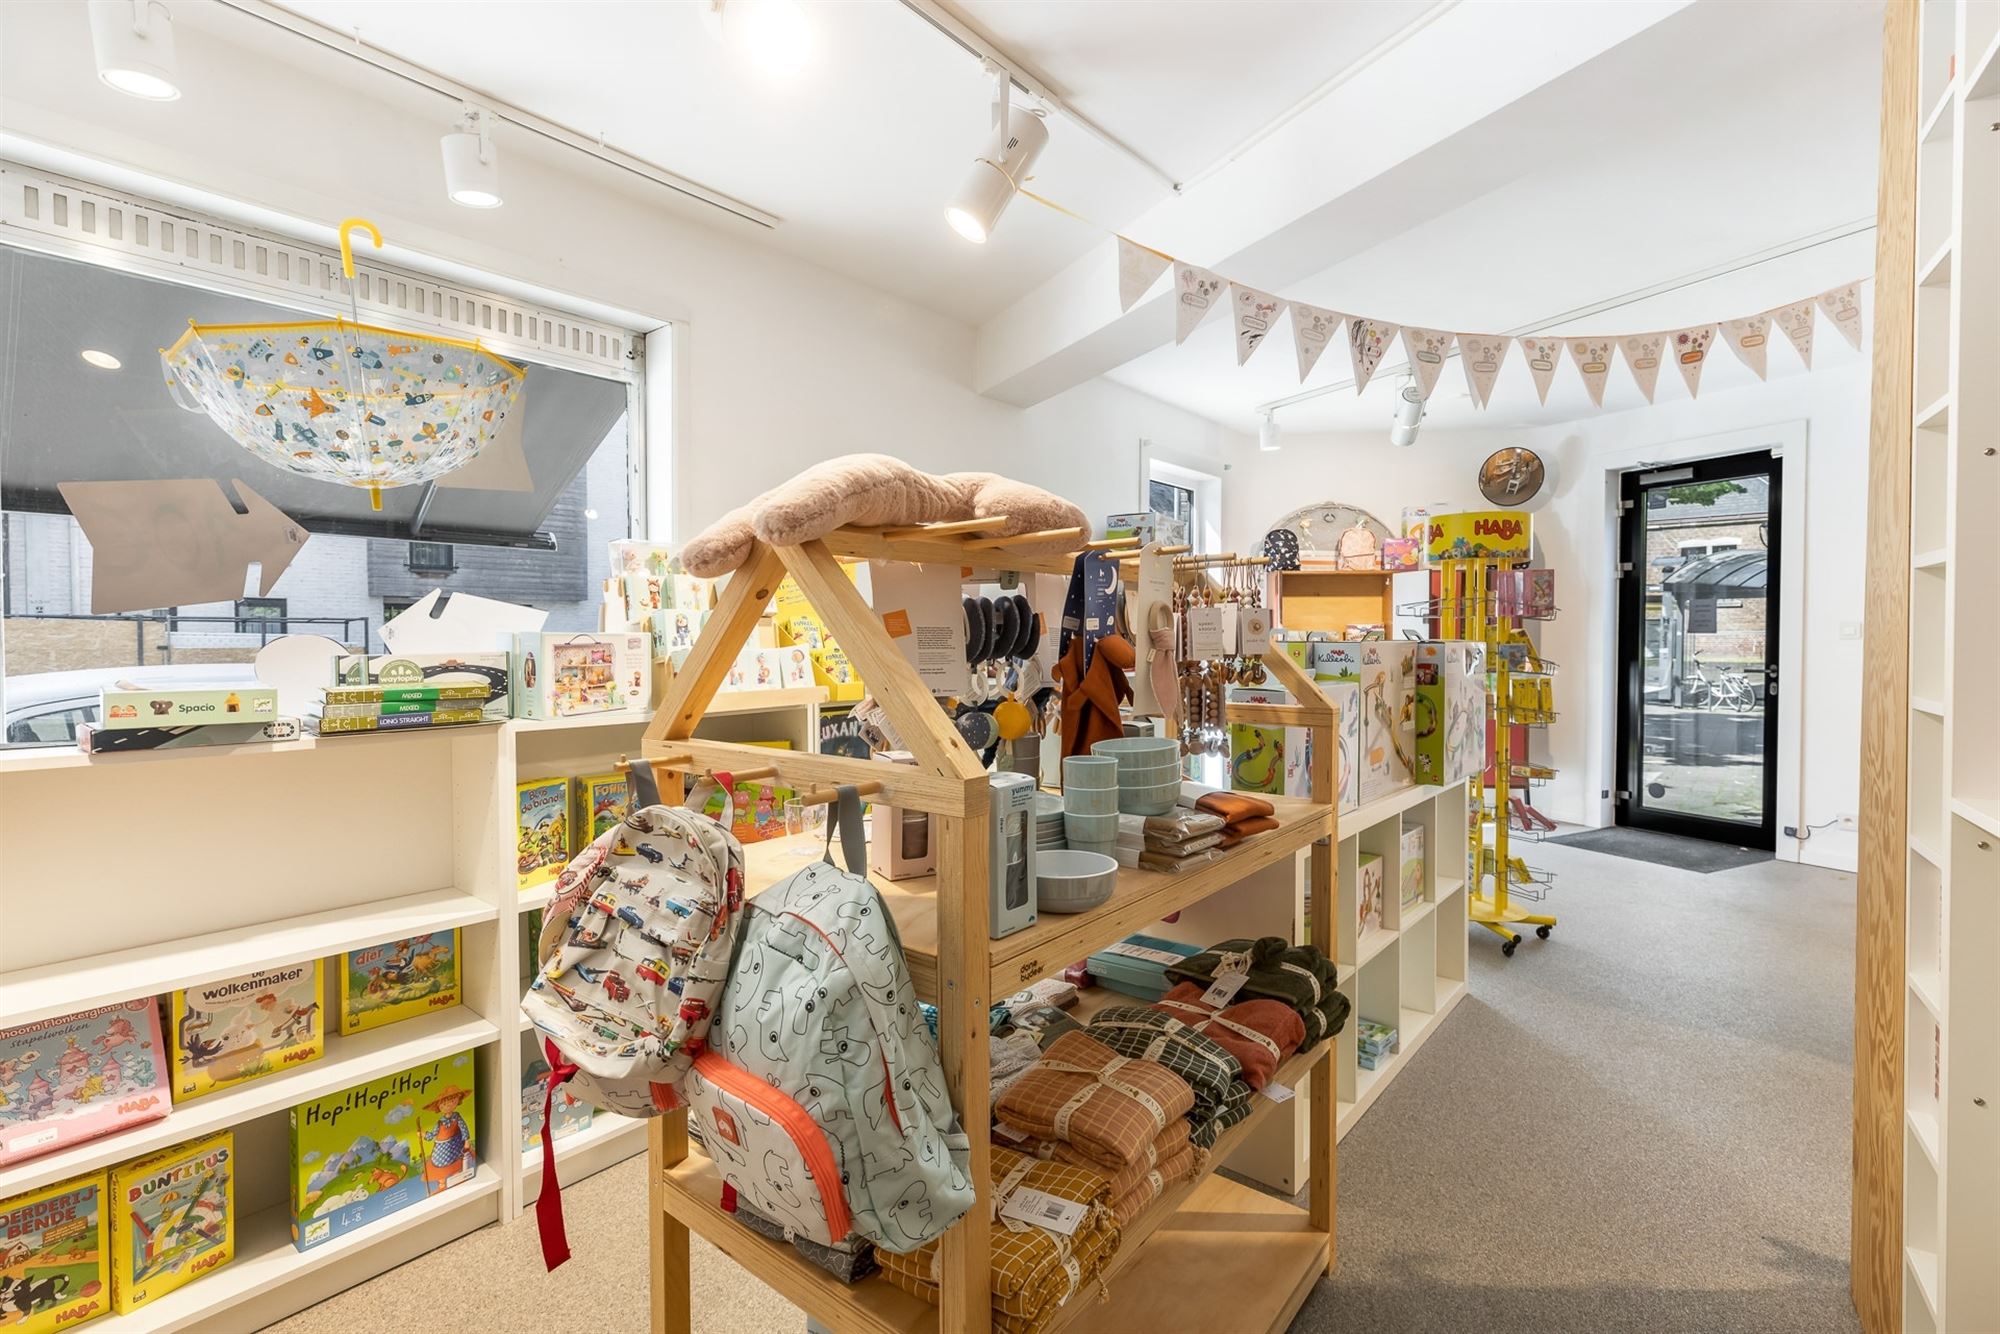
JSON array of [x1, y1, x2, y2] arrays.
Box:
[[681, 453, 1089, 577]]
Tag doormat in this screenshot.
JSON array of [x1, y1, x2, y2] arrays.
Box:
[[1546, 826, 1773, 874]]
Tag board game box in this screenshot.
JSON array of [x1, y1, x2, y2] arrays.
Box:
[[289, 1052, 479, 1252], [98, 686, 277, 730], [330, 653, 510, 723], [0, 1000, 170, 1169], [1358, 851, 1385, 938], [1400, 826, 1426, 910], [169, 963, 324, 1101], [574, 772, 631, 847], [0, 1172, 108, 1333], [517, 778, 571, 888], [108, 1130, 232, 1314], [521, 1057, 593, 1151], [511, 632, 651, 720], [336, 932, 462, 1036]]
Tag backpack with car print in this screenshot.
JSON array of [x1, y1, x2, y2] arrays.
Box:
[[684, 786, 975, 1257]]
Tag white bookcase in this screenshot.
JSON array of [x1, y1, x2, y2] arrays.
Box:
[[0, 688, 820, 1333], [1904, 2, 1999, 1331]]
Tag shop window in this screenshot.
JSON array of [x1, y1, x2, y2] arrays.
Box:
[[407, 542, 457, 573], [234, 597, 288, 635]]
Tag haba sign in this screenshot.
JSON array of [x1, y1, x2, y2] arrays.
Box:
[[1426, 511, 1533, 561]]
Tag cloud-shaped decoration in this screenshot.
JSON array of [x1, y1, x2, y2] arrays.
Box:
[[384, 1101, 416, 1125], [301, 1150, 321, 1165]]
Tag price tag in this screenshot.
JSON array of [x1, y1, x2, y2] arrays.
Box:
[[1239, 606, 1273, 655], [1262, 1081, 1296, 1103], [992, 1121, 1030, 1143], [1103, 942, 1187, 967], [999, 1187, 1086, 1236], [1186, 606, 1231, 658], [1200, 969, 1249, 1008]]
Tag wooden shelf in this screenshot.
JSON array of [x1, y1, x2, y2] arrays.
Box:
[[1345, 781, 1457, 833], [0, 1008, 499, 1200], [1399, 897, 1437, 931], [0, 887, 497, 1029], [1337, 977, 1467, 1138], [1354, 924, 1399, 969], [0, 720, 500, 775], [1271, 567, 1397, 636]]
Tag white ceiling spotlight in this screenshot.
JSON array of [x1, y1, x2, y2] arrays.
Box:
[[706, 0, 813, 79], [87, 0, 181, 102], [441, 104, 502, 209], [1258, 409, 1281, 452], [1389, 377, 1425, 448], [80, 349, 123, 370], [945, 62, 1050, 244]]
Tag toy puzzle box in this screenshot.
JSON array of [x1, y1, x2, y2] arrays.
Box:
[[169, 963, 324, 1101], [0, 1000, 170, 1169], [108, 1131, 233, 1314], [516, 778, 571, 889], [573, 772, 630, 847], [337, 932, 462, 1036], [0, 1173, 108, 1333], [289, 1052, 478, 1252]]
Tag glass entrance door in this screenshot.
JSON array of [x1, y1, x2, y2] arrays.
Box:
[[1615, 451, 1782, 847]]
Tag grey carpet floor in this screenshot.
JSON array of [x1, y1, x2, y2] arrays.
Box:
[[268, 838, 1859, 1333], [1546, 824, 1775, 874]]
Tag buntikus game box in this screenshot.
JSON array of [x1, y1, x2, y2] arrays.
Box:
[[168, 962, 324, 1101], [336, 932, 462, 1036], [0, 1172, 109, 1333], [0, 1000, 170, 1168], [288, 1052, 478, 1252], [108, 1130, 233, 1313]]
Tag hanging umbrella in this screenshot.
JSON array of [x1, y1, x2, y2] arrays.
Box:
[[161, 219, 525, 511]]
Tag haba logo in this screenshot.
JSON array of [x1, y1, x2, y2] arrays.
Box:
[[1428, 516, 1527, 545]]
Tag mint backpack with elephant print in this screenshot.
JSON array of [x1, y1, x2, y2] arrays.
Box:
[[684, 786, 976, 1255]]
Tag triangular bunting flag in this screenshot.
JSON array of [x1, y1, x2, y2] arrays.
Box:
[[1721, 313, 1772, 380], [1671, 325, 1717, 398], [1231, 283, 1287, 366], [1400, 328, 1455, 401], [1770, 300, 1815, 368], [1518, 336, 1562, 405], [1172, 263, 1228, 345], [1348, 318, 1399, 395], [1817, 283, 1863, 350], [1567, 336, 1616, 407], [1456, 335, 1510, 407], [1290, 302, 1343, 383], [1117, 237, 1172, 313], [1621, 333, 1667, 403]]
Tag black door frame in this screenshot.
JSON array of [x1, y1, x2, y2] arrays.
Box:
[[1614, 450, 1782, 849]]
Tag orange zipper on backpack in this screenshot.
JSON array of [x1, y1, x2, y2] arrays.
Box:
[[691, 1051, 853, 1240]]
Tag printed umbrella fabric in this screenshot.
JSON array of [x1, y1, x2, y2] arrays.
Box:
[[162, 319, 524, 510]]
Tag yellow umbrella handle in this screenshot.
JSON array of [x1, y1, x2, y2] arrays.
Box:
[[338, 218, 382, 280]]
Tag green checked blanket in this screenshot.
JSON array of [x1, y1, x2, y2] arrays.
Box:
[[1084, 1005, 1242, 1130], [1163, 937, 1348, 1046]]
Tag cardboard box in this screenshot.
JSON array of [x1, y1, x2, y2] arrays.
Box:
[[1228, 684, 1310, 799], [99, 686, 277, 730], [511, 632, 652, 720], [1400, 826, 1426, 909], [109, 1129, 233, 1313], [332, 653, 510, 722], [1413, 641, 1487, 786], [1357, 851, 1384, 938], [77, 718, 300, 753], [1324, 680, 1361, 815], [1313, 643, 1415, 803], [869, 752, 935, 880], [0, 1173, 110, 1332]]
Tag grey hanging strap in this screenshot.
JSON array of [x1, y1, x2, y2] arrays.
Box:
[[628, 757, 662, 808], [821, 785, 868, 876]]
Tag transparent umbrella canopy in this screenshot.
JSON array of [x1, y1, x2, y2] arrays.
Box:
[[160, 219, 525, 511]]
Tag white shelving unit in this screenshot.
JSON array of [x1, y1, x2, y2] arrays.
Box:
[[0, 688, 820, 1333], [1903, 2, 1999, 1331]]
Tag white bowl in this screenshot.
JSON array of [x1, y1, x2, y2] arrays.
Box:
[[1118, 782, 1181, 817], [1063, 786, 1120, 816], [1037, 849, 1119, 913]]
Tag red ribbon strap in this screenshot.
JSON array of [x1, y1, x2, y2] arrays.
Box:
[[535, 1038, 580, 1271]]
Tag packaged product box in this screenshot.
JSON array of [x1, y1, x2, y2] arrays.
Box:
[[1379, 537, 1420, 572], [868, 752, 935, 881], [1323, 680, 1361, 815], [697, 745, 795, 845], [331, 653, 510, 723], [288, 1052, 478, 1252], [607, 540, 676, 620], [722, 646, 787, 692], [337, 932, 462, 1035], [1509, 675, 1542, 715], [1357, 852, 1384, 938], [516, 778, 572, 887], [1413, 641, 1488, 787], [0, 1172, 109, 1332], [76, 718, 300, 754], [1227, 685, 1310, 799], [521, 1057, 593, 1152], [169, 963, 324, 1101], [574, 772, 631, 848], [314, 707, 487, 735], [108, 1130, 233, 1314], [1314, 643, 1415, 804], [1400, 826, 1426, 909], [0, 1001, 171, 1168], [98, 685, 277, 730], [511, 632, 652, 720], [773, 572, 865, 701]]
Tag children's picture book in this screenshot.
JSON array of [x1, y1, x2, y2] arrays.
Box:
[[521, 1058, 593, 1152], [0, 1001, 170, 1169], [1400, 826, 1426, 910], [289, 1052, 478, 1252], [1357, 852, 1385, 938], [0, 1172, 108, 1333], [517, 777, 572, 889], [108, 1131, 232, 1314], [336, 932, 462, 1036], [574, 772, 631, 848], [169, 963, 324, 1101]]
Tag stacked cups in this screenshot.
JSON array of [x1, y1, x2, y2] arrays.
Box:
[[1061, 755, 1119, 857]]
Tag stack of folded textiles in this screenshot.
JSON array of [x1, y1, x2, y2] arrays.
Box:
[[1180, 786, 1281, 848], [1150, 983, 1306, 1091], [1163, 936, 1351, 1046], [1010, 1120, 1198, 1228], [875, 1145, 1121, 1334], [1082, 1005, 1247, 1150], [1111, 809, 1227, 873], [994, 1031, 1195, 1181]]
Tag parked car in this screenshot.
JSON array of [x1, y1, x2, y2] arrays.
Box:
[[4, 664, 258, 746]]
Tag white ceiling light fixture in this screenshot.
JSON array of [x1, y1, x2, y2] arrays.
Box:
[[88, 0, 181, 102], [945, 62, 1050, 244], [1389, 378, 1425, 448], [706, 0, 813, 79], [1258, 409, 1281, 452], [80, 349, 123, 370], [440, 104, 502, 209]]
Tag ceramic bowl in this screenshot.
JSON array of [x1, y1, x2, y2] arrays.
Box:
[[1062, 755, 1119, 788], [1034, 792, 1066, 820], [1063, 811, 1119, 843], [1035, 849, 1119, 914], [1118, 781, 1181, 817], [1092, 737, 1181, 764], [1062, 785, 1120, 817], [1116, 759, 1183, 786], [1063, 838, 1117, 863]]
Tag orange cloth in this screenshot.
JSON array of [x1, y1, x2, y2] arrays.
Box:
[[1194, 791, 1275, 824], [1217, 816, 1280, 848], [1056, 633, 1133, 760]]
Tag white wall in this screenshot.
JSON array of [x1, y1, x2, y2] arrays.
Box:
[[0, 2, 1239, 544], [1214, 361, 1869, 873]]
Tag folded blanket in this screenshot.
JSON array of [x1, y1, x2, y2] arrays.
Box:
[[1187, 1077, 1255, 1150], [1152, 983, 1305, 1090], [995, 1030, 1195, 1174], [1116, 827, 1225, 857], [1217, 815, 1280, 848], [1108, 1132, 1200, 1227], [1163, 937, 1346, 1045], [876, 1146, 1120, 1334], [1017, 1119, 1191, 1203], [1006, 1003, 1087, 1051], [1114, 846, 1225, 874], [1139, 808, 1226, 840], [992, 1030, 1046, 1104], [1190, 790, 1275, 824], [1083, 1006, 1242, 1132]]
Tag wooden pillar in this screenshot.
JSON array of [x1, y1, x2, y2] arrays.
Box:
[[1854, 2, 1918, 1330]]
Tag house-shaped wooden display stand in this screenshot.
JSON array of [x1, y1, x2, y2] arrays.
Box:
[[641, 522, 1341, 1334]]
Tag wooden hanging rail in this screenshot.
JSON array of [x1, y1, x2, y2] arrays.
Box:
[[962, 525, 1086, 551], [1108, 543, 1193, 561], [878, 515, 1013, 540]]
